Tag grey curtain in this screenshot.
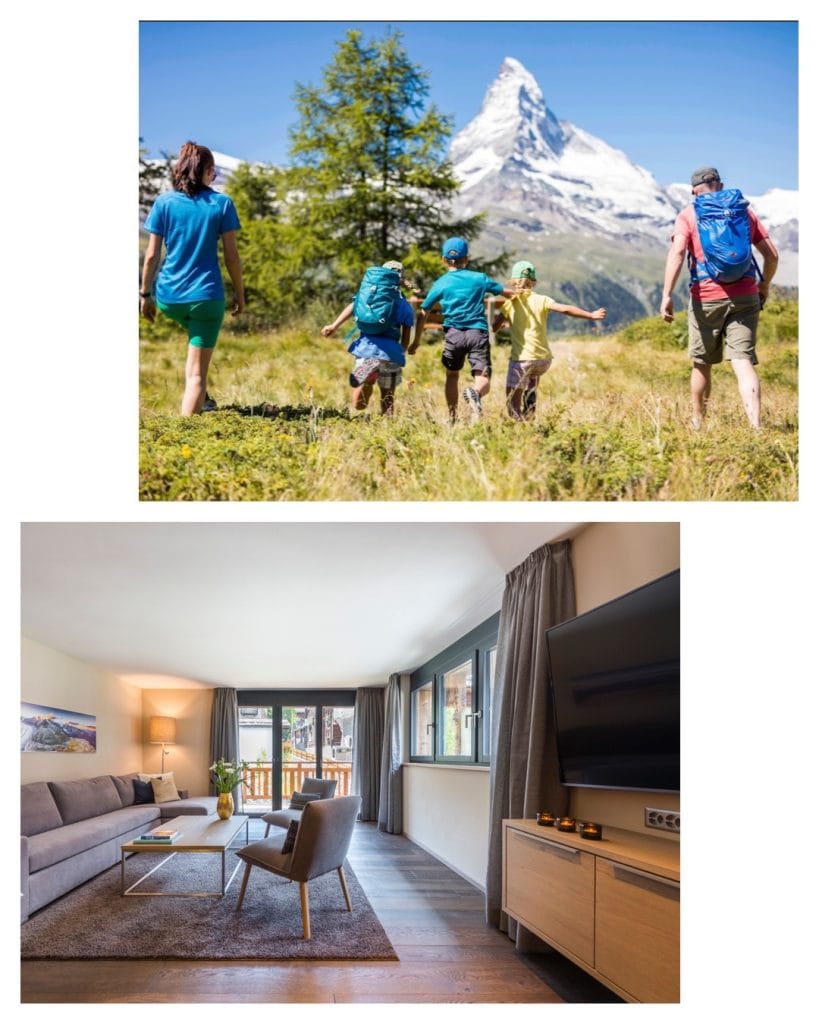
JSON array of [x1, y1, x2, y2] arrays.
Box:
[[352, 687, 385, 821], [209, 687, 239, 798], [485, 539, 576, 943], [378, 674, 403, 834]]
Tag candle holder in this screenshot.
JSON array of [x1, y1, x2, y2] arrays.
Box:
[[536, 812, 556, 827], [580, 821, 603, 841], [557, 816, 577, 833]]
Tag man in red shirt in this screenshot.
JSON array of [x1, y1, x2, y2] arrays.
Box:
[[660, 166, 779, 429]]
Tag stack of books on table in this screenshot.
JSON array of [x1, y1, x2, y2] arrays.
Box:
[[131, 828, 181, 844]]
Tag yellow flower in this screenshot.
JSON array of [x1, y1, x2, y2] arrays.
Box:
[[181, 445, 192, 459]]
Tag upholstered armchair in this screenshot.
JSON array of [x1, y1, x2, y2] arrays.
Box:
[[261, 776, 338, 837], [235, 794, 361, 939]]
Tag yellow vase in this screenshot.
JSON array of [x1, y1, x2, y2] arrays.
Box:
[[216, 792, 234, 819]]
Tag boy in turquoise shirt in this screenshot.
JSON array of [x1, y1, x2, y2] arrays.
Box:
[[410, 237, 517, 421]]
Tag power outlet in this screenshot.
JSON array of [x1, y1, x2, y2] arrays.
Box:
[[645, 807, 680, 834]]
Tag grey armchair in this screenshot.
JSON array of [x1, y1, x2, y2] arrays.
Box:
[[235, 794, 361, 939], [261, 776, 338, 837]]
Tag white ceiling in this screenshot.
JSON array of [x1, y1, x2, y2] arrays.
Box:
[[21, 522, 583, 689]]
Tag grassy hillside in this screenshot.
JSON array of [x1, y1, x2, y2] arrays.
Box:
[[471, 225, 687, 332], [139, 301, 798, 501]]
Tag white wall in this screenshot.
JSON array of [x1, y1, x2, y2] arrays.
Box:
[[403, 764, 490, 889], [20, 637, 143, 784]]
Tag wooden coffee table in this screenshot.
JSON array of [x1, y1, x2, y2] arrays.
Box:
[[121, 813, 249, 897]]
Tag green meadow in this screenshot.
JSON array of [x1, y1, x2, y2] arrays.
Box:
[[139, 300, 798, 502]]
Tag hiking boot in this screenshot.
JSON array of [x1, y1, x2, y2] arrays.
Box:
[[202, 393, 217, 412], [463, 386, 482, 421]]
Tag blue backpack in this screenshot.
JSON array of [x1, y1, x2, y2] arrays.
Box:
[[352, 266, 401, 336], [691, 188, 759, 285]]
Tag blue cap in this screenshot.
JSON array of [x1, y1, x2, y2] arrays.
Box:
[[441, 236, 468, 260]]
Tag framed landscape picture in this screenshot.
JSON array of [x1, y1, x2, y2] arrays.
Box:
[[20, 702, 97, 753]]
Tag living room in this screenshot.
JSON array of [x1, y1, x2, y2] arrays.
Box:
[[20, 520, 680, 1004]]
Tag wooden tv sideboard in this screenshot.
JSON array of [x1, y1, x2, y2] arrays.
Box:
[[502, 818, 680, 1003]]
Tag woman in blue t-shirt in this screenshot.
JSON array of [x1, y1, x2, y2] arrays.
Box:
[[140, 141, 245, 415]]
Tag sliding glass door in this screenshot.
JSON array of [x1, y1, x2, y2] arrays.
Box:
[[322, 705, 354, 796], [237, 691, 355, 814], [280, 705, 316, 805]]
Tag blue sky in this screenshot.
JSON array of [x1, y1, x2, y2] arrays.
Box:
[[140, 20, 798, 194]]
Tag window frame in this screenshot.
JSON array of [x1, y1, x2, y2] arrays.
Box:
[[477, 643, 497, 766], [409, 678, 435, 762], [435, 649, 477, 764], [409, 612, 499, 766]]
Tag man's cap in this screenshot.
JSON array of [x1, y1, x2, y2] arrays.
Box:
[[382, 260, 403, 273], [691, 166, 721, 187], [442, 236, 469, 260], [511, 260, 537, 280]]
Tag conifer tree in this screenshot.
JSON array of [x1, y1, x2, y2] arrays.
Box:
[[287, 29, 495, 299]]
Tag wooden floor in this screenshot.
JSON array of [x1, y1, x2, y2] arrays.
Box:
[[21, 820, 620, 1004]]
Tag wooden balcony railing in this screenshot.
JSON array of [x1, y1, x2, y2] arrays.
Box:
[[241, 761, 352, 809]]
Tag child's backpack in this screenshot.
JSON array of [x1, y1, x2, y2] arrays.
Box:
[[691, 188, 759, 284], [352, 266, 401, 335]]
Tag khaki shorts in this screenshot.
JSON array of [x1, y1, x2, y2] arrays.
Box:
[[506, 358, 553, 389], [688, 294, 760, 366]]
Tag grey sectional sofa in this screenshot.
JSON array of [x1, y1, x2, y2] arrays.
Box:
[[20, 772, 218, 921]]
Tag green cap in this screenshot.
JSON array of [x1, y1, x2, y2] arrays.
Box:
[[511, 260, 536, 280]]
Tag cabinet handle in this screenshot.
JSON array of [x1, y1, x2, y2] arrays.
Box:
[[515, 831, 581, 862], [612, 863, 680, 902]]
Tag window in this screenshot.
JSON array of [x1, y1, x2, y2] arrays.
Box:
[[410, 613, 499, 766], [439, 657, 474, 761], [411, 680, 434, 759]]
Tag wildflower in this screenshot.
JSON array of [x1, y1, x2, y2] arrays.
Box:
[[181, 444, 192, 459]]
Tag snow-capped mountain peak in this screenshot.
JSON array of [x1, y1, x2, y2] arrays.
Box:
[[450, 57, 679, 241], [450, 55, 564, 193]]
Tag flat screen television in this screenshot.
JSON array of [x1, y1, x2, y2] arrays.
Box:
[[546, 569, 680, 792]]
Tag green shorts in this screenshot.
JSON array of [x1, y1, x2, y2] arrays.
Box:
[[157, 299, 225, 349], [688, 294, 760, 366]]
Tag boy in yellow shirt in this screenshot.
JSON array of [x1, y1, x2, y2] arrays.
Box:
[[492, 261, 607, 420]]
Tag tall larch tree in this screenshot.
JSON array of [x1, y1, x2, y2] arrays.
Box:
[[287, 29, 493, 299]]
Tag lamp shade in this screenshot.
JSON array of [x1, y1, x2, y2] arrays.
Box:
[[148, 716, 176, 745]]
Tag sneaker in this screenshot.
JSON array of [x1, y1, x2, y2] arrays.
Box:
[[463, 386, 482, 421], [202, 393, 217, 412]]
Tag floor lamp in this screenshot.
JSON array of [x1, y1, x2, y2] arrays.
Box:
[[148, 716, 176, 772]]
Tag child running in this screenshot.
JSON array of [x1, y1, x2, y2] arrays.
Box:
[[410, 237, 517, 422], [322, 260, 415, 416], [492, 260, 607, 420]]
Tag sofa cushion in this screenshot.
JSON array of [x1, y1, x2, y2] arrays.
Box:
[[133, 779, 154, 803], [111, 773, 139, 806], [21, 782, 64, 836], [48, 775, 123, 825], [27, 805, 160, 873], [150, 777, 180, 803]]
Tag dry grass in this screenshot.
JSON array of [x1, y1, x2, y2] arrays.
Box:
[[139, 309, 798, 502]]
